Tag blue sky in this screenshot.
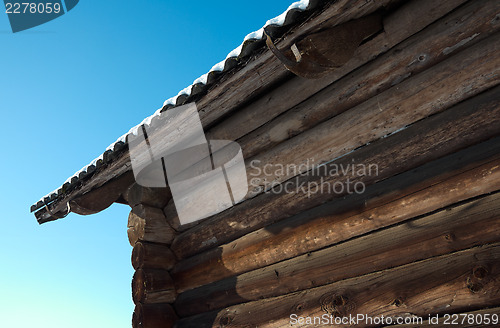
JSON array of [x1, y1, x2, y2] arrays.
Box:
[[0, 1, 293, 326]]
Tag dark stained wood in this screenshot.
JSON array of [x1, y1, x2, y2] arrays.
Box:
[[197, 0, 405, 129], [175, 192, 500, 316], [127, 205, 176, 246], [266, 13, 383, 79], [205, 0, 470, 143], [132, 303, 177, 328], [35, 0, 468, 224], [170, 73, 500, 261], [69, 171, 135, 215], [132, 268, 177, 304], [243, 33, 500, 198], [167, 18, 500, 230], [238, 0, 498, 159], [132, 241, 176, 271], [171, 137, 500, 294], [35, 0, 396, 223], [163, 199, 198, 233], [126, 183, 172, 209], [175, 243, 500, 328]]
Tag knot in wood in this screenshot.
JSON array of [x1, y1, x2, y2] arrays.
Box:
[[219, 315, 233, 327], [320, 292, 354, 317]]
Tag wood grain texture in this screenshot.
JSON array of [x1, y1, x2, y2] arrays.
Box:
[[165, 0, 493, 230], [132, 241, 176, 271], [132, 303, 177, 328], [37, 0, 399, 222], [132, 269, 176, 304], [170, 47, 500, 260], [127, 205, 176, 246], [238, 0, 498, 159], [175, 244, 500, 327], [175, 192, 500, 316], [171, 136, 500, 294], [126, 183, 172, 209], [37, 0, 468, 223]]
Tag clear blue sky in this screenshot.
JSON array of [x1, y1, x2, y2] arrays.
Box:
[[0, 1, 293, 326]]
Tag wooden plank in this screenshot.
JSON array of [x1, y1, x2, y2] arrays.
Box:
[[127, 205, 176, 246], [132, 241, 176, 271], [132, 269, 177, 304], [175, 192, 500, 316], [175, 244, 500, 327], [171, 136, 500, 294], [170, 73, 500, 261], [384, 307, 500, 328], [132, 303, 177, 328]]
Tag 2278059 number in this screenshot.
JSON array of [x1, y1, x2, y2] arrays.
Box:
[[443, 313, 499, 325], [5, 2, 61, 14]]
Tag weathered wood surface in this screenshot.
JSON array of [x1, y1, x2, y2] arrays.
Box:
[[126, 183, 172, 209], [164, 0, 492, 231], [266, 13, 384, 79], [171, 74, 500, 260], [69, 171, 135, 215], [132, 268, 177, 304], [169, 0, 478, 208], [127, 205, 176, 246], [163, 199, 200, 233], [206, 0, 472, 144], [385, 307, 500, 328], [243, 32, 499, 197], [175, 244, 500, 328], [132, 303, 177, 328], [175, 192, 500, 316], [197, 0, 407, 130], [35, 0, 404, 221], [132, 241, 176, 271], [171, 136, 500, 294], [238, 0, 499, 159]]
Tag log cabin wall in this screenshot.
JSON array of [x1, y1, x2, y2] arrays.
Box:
[[127, 0, 500, 327]]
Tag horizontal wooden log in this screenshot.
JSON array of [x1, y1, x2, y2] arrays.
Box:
[[163, 199, 199, 233], [127, 205, 176, 246], [167, 0, 477, 229], [126, 183, 172, 209], [244, 32, 500, 198], [37, 0, 462, 222], [132, 269, 177, 304], [172, 136, 500, 294], [206, 0, 472, 145], [132, 303, 177, 328], [132, 241, 176, 271], [175, 243, 500, 328], [385, 307, 500, 328], [69, 171, 135, 215], [238, 0, 499, 159], [171, 75, 500, 260], [175, 191, 500, 316], [198, 0, 406, 130]]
